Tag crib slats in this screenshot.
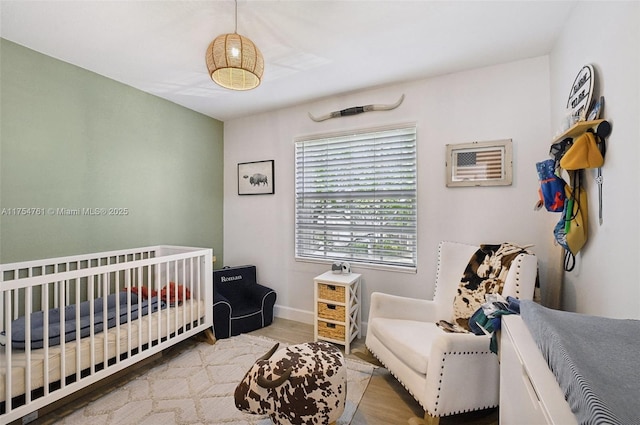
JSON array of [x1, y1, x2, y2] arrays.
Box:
[[115, 270, 122, 365], [100, 273, 110, 367], [89, 277, 96, 376], [60, 280, 67, 393], [155, 263, 161, 349], [43, 283, 50, 398], [173, 261, 178, 334], [0, 290, 3, 335], [138, 266, 144, 351], [26, 286, 34, 404], [182, 258, 191, 323], [0, 245, 212, 423], [75, 277, 81, 386], [145, 265, 153, 347], [3, 290, 13, 411], [12, 286, 19, 322]]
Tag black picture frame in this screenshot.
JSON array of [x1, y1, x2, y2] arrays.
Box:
[[238, 160, 275, 195]]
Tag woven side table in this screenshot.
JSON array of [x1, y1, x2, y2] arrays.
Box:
[[313, 271, 361, 354]]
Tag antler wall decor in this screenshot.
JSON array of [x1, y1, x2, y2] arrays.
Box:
[[308, 94, 405, 122]]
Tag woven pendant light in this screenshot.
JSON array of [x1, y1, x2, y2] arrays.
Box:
[[205, 0, 264, 90]]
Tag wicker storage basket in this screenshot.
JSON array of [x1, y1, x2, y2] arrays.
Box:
[[318, 283, 345, 302], [318, 302, 346, 321], [317, 321, 346, 340]]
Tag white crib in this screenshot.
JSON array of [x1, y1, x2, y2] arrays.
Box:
[[0, 245, 213, 423]]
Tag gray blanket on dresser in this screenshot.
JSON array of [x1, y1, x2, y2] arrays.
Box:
[[520, 301, 640, 425]]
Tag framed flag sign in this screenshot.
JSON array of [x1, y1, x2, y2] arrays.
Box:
[[446, 139, 513, 187]]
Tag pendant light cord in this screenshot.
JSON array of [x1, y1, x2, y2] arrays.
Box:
[[234, 0, 238, 34]]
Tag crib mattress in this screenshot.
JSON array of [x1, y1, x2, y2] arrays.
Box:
[[0, 300, 205, 400], [520, 301, 640, 425]]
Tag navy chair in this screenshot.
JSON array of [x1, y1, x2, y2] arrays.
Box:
[[213, 265, 276, 339]]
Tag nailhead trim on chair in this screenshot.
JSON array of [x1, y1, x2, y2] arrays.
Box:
[[514, 255, 523, 297], [432, 351, 499, 416], [366, 347, 499, 418], [433, 243, 444, 299], [431, 251, 532, 415], [433, 356, 445, 412]]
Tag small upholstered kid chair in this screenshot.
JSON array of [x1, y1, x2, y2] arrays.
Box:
[[213, 265, 276, 339]]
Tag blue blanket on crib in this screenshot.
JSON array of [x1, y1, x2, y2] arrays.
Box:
[[2, 292, 165, 350]]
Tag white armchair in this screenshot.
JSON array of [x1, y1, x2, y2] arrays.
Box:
[[365, 241, 538, 425]]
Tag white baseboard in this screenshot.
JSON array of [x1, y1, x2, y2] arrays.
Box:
[[273, 304, 314, 325]]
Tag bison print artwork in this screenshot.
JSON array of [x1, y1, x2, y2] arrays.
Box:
[[238, 160, 275, 195]]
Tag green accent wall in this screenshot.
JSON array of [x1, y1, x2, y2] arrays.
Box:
[[0, 39, 224, 265]]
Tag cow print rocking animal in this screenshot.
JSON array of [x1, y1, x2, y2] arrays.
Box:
[[234, 341, 347, 425]]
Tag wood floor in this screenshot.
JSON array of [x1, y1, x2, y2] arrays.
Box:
[[21, 318, 498, 425], [250, 318, 499, 425]]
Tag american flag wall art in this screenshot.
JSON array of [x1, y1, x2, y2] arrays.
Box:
[[446, 139, 513, 187]]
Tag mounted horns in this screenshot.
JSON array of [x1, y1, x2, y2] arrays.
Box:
[[308, 94, 405, 122]]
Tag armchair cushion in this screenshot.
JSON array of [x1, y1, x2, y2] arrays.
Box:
[[369, 318, 438, 375]]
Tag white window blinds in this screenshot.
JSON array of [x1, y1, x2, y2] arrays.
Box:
[[295, 126, 417, 270]]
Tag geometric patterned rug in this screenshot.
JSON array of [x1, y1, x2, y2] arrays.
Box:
[[53, 334, 374, 424]]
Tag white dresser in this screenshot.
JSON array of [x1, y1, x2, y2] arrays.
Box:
[[313, 271, 361, 354], [500, 315, 577, 425]]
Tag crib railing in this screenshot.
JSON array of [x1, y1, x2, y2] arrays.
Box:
[[0, 245, 212, 423]]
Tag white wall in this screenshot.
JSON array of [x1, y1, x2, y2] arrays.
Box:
[[224, 56, 557, 325], [549, 1, 640, 318]]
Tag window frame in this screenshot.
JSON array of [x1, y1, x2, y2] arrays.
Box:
[[294, 124, 418, 273]]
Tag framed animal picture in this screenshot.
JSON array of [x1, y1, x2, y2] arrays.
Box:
[[238, 160, 275, 195]]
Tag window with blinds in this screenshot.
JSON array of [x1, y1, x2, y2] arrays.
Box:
[[295, 125, 417, 270]]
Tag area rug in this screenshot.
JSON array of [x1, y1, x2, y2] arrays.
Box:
[[54, 334, 374, 424]]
